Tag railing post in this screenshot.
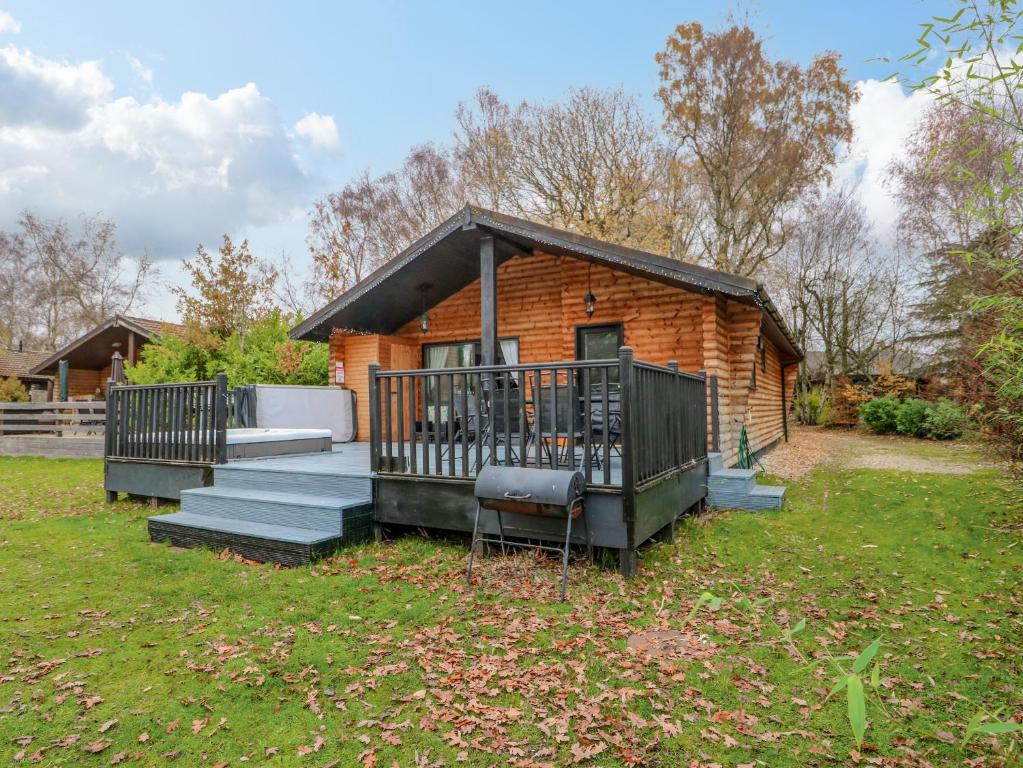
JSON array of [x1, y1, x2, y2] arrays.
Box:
[[618, 346, 637, 578], [368, 363, 381, 473], [214, 373, 228, 465], [104, 379, 116, 503]]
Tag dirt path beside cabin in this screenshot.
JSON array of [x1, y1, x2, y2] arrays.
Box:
[[757, 425, 993, 480]]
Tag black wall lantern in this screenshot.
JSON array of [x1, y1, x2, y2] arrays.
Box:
[[418, 283, 431, 334], [583, 262, 597, 318]]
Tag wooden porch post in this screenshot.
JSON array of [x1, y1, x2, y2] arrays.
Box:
[[618, 346, 637, 578], [479, 235, 497, 366]]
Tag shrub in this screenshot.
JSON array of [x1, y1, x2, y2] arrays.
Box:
[[126, 310, 328, 387], [793, 386, 828, 425], [895, 398, 934, 438], [923, 399, 968, 440], [0, 376, 29, 402], [859, 395, 902, 434]]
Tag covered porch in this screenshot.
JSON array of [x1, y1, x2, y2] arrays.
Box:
[[367, 349, 708, 575]]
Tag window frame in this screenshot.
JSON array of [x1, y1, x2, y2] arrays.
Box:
[[574, 322, 624, 361]]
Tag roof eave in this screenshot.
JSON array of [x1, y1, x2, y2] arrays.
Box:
[[28, 314, 158, 374]]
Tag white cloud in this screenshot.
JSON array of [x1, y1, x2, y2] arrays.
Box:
[[127, 55, 153, 84], [0, 44, 112, 128], [0, 44, 324, 260], [294, 111, 340, 152], [0, 11, 20, 34], [833, 78, 933, 242]]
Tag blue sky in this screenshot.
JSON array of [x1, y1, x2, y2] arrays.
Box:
[[0, 1, 940, 318]]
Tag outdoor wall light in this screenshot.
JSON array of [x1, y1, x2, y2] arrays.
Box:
[[418, 283, 431, 334], [584, 262, 597, 318]]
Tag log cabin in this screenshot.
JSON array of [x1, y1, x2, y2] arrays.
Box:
[[31, 315, 183, 399], [292, 206, 802, 468], [278, 206, 802, 572]]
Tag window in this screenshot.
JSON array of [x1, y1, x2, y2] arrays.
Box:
[[576, 323, 624, 386], [575, 323, 623, 361], [421, 338, 520, 412]]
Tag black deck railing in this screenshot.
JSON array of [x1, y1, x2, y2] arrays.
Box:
[[105, 374, 229, 465], [368, 347, 707, 495]]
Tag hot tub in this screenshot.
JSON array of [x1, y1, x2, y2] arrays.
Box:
[[226, 428, 333, 459]]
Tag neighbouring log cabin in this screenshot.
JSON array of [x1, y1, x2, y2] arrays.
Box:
[[273, 205, 803, 573], [30, 315, 183, 399]]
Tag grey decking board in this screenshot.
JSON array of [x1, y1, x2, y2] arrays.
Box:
[[149, 512, 339, 544], [183, 485, 369, 510]]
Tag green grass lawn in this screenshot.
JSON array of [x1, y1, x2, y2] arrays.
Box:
[[0, 448, 1020, 766]]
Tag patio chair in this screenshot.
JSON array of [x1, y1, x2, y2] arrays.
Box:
[[534, 384, 585, 468], [482, 384, 528, 465], [585, 385, 622, 470]]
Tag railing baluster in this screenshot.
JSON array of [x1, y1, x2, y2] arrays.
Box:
[[548, 369, 557, 468], [384, 376, 393, 468], [447, 373, 456, 476], [501, 372, 510, 466], [600, 367, 610, 485], [533, 369, 542, 468], [408, 375, 418, 474], [396, 376, 405, 471], [473, 372, 483, 474], [566, 368, 575, 471], [581, 367, 592, 483], [517, 371, 527, 470], [460, 373, 469, 477], [433, 375, 443, 476]]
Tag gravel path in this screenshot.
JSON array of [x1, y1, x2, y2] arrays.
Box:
[[758, 425, 991, 479]]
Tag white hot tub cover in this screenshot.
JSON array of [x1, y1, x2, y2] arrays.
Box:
[[226, 428, 332, 445]]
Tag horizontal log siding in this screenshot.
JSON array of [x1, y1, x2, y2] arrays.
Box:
[[702, 295, 735, 463], [746, 334, 788, 456], [326, 251, 793, 456], [67, 367, 102, 399]]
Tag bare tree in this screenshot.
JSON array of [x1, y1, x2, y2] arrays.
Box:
[[0, 212, 154, 349], [510, 88, 661, 246], [387, 143, 465, 246], [772, 188, 910, 391], [454, 88, 521, 212], [306, 172, 401, 304], [656, 22, 857, 275]]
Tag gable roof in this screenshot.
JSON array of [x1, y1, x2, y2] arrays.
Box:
[[291, 205, 803, 359], [0, 348, 53, 380], [30, 315, 184, 375]]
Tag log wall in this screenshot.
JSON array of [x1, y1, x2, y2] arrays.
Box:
[[327, 251, 795, 457]]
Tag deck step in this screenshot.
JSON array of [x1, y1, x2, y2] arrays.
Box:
[[706, 460, 786, 511], [707, 468, 757, 494], [180, 486, 372, 534], [148, 512, 342, 566], [213, 465, 372, 498]]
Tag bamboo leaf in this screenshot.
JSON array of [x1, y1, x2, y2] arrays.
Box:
[[852, 638, 881, 674], [847, 675, 866, 747], [826, 674, 850, 701], [974, 722, 1023, 735]]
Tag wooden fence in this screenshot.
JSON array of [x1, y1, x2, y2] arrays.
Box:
[[0, 400, 106, 436]]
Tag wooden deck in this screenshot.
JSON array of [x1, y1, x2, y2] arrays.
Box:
[[227, 441, 625, 487]]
